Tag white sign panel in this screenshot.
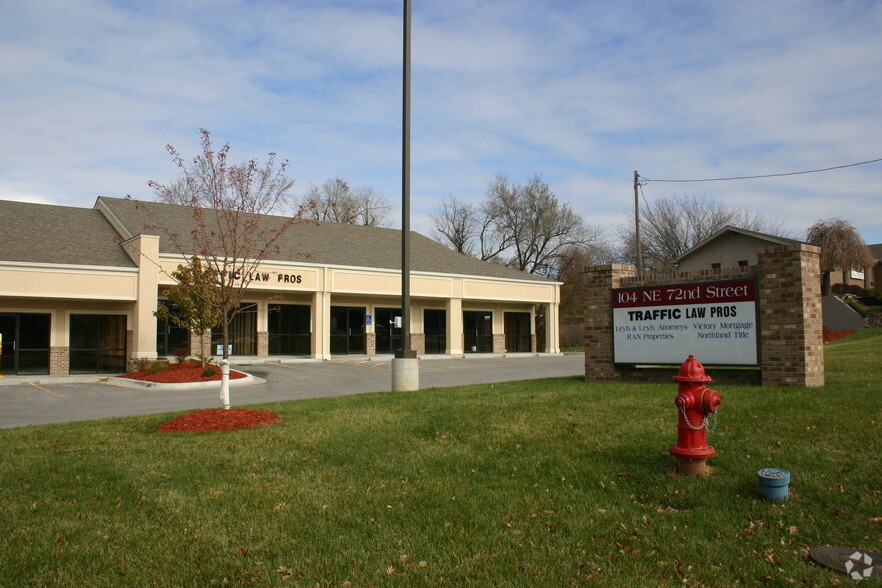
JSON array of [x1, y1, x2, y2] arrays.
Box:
[[613, 280, 758, 365]]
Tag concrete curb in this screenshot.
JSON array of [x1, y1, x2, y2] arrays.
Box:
[[105, 372, 265, 391]]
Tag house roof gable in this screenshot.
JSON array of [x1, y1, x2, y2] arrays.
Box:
[[676, 225, 802, 264]]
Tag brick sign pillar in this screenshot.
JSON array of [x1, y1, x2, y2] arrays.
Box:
[[584, 242, 824, 387], [584, 264, 635, 380], [757, 243, 824, 387]]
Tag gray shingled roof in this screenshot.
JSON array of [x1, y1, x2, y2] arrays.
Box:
[[0, 199, 136, 267], [676, 225, 803, 263], [96, 197, 551, 282]]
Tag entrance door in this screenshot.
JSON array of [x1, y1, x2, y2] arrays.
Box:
[[504, 312, 532, 352], [330, 307, 365, 354], [374, 308, 402, 353], [463, 311, 493, 353], [0, 313, 51, 375], [423, 309, 446, 354]]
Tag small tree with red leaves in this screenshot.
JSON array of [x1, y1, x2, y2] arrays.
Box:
[[139, 129, 305, 407]]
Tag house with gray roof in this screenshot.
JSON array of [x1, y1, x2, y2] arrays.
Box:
[[675, 226, 803, 272], [0, 197, 561, 376]]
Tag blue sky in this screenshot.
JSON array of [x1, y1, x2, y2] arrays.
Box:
[[2, 0, 881, 245]]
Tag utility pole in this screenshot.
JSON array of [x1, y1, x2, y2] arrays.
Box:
[[392, 0, 419, 391], [634, 170, 644, 277]]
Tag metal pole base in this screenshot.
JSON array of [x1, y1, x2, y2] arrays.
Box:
[[391, 357, 419, 392]]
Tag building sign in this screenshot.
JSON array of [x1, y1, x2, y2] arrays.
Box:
[[850, 268, 865, 281], [219, 269, 303, 285], [613, 279, 758, 365]]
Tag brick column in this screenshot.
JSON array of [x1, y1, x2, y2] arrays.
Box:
[[257, 332, 268, 356], [49, 347, 69, 376], [365, 332, 376, 356], [584, 264, 636, 381], [410, 333, 426, 356], [190, 330, 212, 360], [125, 329, 136, 373], [757, 243, 824, 387], [492, 334, 505, 354]]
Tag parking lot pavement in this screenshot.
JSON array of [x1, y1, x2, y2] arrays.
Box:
[[0, 354, 585, 429]]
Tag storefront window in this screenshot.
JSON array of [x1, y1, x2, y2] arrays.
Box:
[[268, 304, 310, 355], [211, 306, 257, 355], [69, 314, 127, 373], [156, 300, 190, 356]]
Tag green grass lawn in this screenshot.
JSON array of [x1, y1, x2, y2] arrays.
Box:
[[2, 332, 880, 586]]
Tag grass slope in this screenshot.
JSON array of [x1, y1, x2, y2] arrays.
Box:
[[1, 331, 880, 586]]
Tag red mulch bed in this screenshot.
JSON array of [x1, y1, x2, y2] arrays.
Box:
[[824, 330, 855, 343], [158, 408, 280, 433], [121, 361, 247, 383]]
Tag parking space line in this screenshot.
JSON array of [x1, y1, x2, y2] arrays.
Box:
[[266, 363, 340, 377], [330, 360, 389, 370], [29, 382, 64, 397]]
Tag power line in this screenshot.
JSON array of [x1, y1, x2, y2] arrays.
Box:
[[641, 157, 882, 184]]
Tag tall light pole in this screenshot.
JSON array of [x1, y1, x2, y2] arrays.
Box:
[[392, 0, 419, 391]]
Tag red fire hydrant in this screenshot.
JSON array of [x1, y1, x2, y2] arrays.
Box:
[[669, 355, 721, 475]]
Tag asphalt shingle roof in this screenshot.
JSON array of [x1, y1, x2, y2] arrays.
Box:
[[96, 197, 551, 283], [0, 199, 136, 267]]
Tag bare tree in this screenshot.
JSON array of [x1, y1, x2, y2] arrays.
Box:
[[141, 129, 304, 408], [557, 243, 616, 323], [488, 174, 599, 278], [806, 218, 875, 295], [618, 194, 787, 273], [429, 194, 509, 260], [431, 174, 604, 279], [299, 176, 392, 227], [430, 196, 479, 255]]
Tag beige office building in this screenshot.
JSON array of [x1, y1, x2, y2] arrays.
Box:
[[0, 198, 561, 376]]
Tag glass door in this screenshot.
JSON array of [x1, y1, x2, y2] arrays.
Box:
[[504, 312, 532, 352], [69, 314, 126, 373], [423, 309, 446, 354], [0, 314, 16, 375], [375, 308, 402, 353], [156, 301, 191, 356], [268, 304, 311, 355], [0, 313, 51, 375], [463, 311, 493, 353], [330, 307, 365, 354]]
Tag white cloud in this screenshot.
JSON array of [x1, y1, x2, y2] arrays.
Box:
[[1, 0, 880, 246]]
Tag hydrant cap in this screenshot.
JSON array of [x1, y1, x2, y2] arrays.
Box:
[[673, 354, 712, 383]]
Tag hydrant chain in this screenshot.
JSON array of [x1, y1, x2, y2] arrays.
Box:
[[679, 402, 708, 430]]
